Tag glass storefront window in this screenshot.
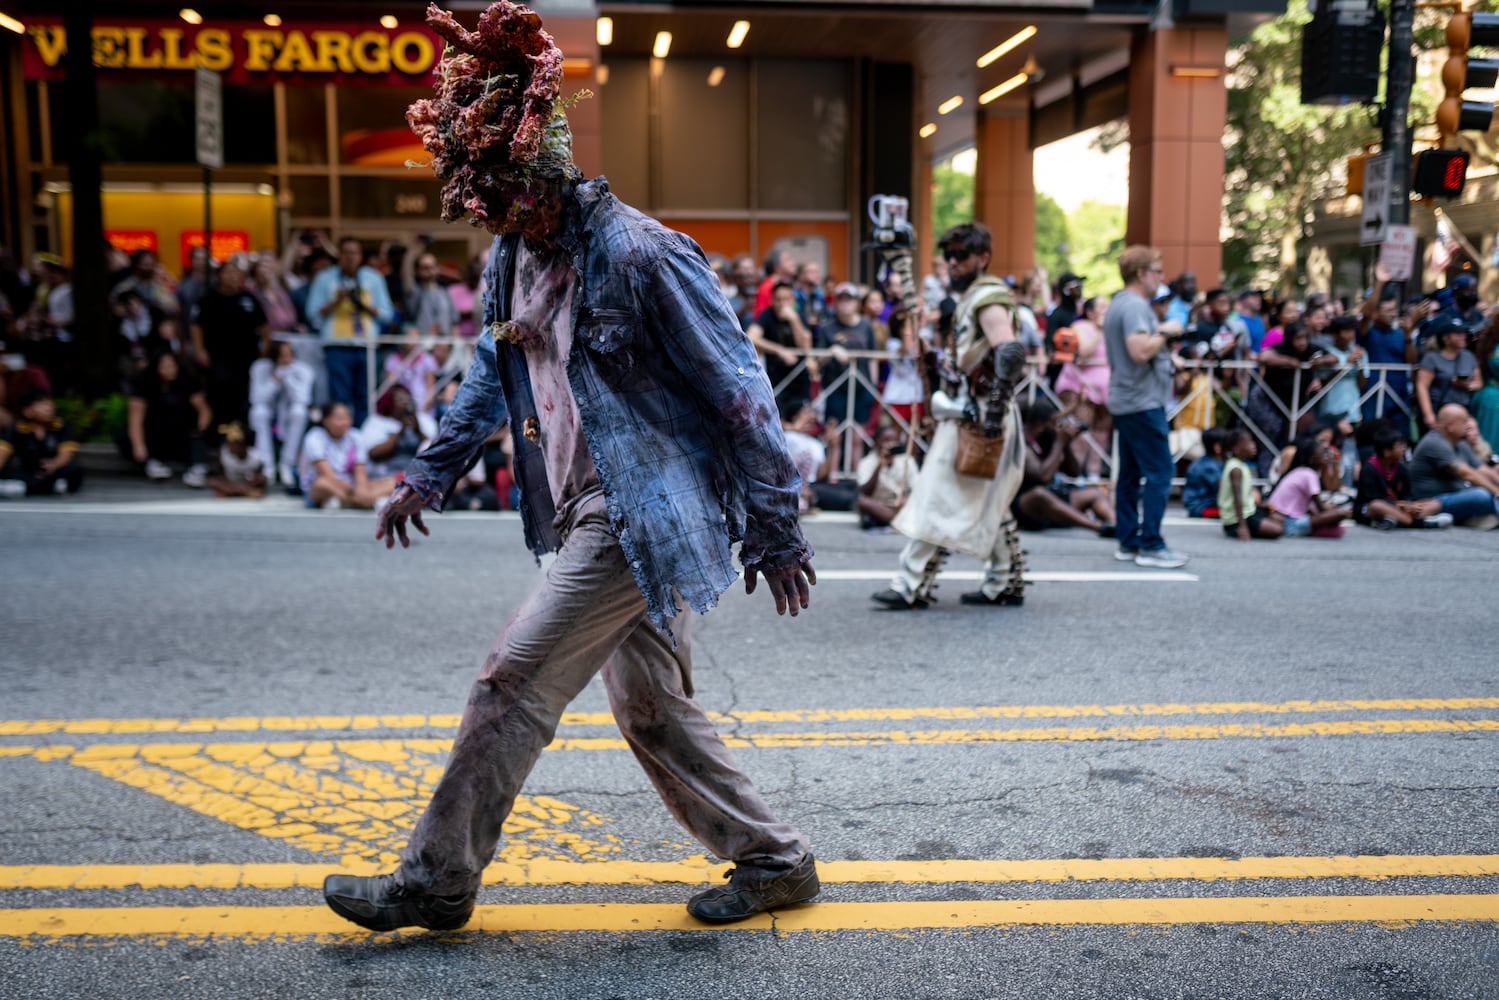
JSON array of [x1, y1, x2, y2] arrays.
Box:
[[335, 85, 427, 166], [284, 85, 328, 165], [47, 81, 276, 165], [658, 59, 749, 211], [599, 60, 651, 209], [755, 61, 848, 212], [288, 175, 331, 218], [339, 176, 445, 222]]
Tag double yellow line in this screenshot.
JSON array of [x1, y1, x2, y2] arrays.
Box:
[[3, 855, 1498, 939]]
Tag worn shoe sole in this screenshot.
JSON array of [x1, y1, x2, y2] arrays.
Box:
[[959, 591, 1024, 606]]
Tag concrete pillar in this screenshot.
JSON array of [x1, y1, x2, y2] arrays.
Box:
[[972, 100, 1035, 280], [1125, 25, 1227, 285]]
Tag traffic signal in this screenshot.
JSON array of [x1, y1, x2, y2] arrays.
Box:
[[1411, 148, 1470, 198], [1438, 12, 1499, 139]]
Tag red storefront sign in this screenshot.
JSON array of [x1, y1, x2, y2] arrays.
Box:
[[105, 230, 160, 255], [22, 20, 440, 86], [180, 231, 250, 271]]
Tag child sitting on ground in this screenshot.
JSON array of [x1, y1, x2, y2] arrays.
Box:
[[205, 422, 268, 498], [1219, 427, 1283, 540], [1353, 425, 1452, 530], [1266, 434, 1353, 538], [1183, 426, 1227, 518], [0, 388, 83, 496]]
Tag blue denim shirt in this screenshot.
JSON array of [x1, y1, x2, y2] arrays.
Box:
[[402, 179, 811, 632]]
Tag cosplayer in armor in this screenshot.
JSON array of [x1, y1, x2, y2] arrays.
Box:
[[871, 222, 1029, 610]]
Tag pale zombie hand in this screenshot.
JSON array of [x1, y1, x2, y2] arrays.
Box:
[[375, 483, 431, 549], [744, 560, 817, 617]]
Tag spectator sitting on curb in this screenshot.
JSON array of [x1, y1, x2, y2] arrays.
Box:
[[1354, 425, 1451, 530], [298, 402, 395, 510], [1266, 435, 1351, 538], [205, 421, 268, 499], [248, 340, 315, 491], [1013, 401, 1116, 537], [127, 350, 211, 487], [0, 388, 82, 496], [1407, 403, 1499, 528], [856, 424, 919, 531], [1219, 427, 1284, 541], [1183, 427, 1228, 518], [361, 385, 438, 480], [778, 396, 843, 514]]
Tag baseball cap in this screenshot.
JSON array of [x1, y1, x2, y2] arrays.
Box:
[[1052, 327, 1078, 363], [1151, 286, 1172, 303], [1425, 313, 1469, 340], [1058, 272, 1083, 293], [1452, 273, 1478, 290], [834, 281, 861, 299]]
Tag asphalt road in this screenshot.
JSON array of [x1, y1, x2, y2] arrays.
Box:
[[2, 487, 1497, 999]]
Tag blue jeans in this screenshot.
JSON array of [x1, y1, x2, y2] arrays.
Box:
[[323, 344, 369, 424], [1114, 407, 1173, 552], [1434, 486, 1498, 523]]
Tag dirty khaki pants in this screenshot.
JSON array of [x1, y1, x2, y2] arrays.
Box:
[[399, 502, 809, 896]]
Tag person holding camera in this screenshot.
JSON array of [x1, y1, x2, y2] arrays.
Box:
[[305, 237, 395, 425], [856, 424, 919, 530], [1102, 246, 1187, 568]]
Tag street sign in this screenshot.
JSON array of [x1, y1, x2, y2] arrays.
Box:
[[195, 67, 223, 170], [1361, 152, 1391, 246], [1379, 224, 1418, 281]]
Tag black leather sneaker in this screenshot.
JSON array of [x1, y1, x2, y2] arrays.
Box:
[[959, 589, 1023, 606], [687, 855, 820, 923], [323, 873, 475, 932], [870, 589, 928, 610]]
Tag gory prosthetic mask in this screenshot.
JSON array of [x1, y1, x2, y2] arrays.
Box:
[[407, 2, 584, 241]]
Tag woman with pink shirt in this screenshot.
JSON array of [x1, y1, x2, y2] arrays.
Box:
[[249, 255, 301, 333]]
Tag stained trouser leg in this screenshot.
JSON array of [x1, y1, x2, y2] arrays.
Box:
[[890, 537, 948, 603], [398, 507, 650, 896], [604, 613, 809, 878]]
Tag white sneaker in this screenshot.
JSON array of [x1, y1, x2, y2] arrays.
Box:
[[1135, 546, 1189, 569], [145, 459, 172, 480], [0, 480, 26, 499], [52, 478, 70, 495], [182, 464, 209, 489], [1420, 512, 1455, 530], [323, 497, 343, 510], [1114, 547, 1139, 562], [279, 464, 297, 488]]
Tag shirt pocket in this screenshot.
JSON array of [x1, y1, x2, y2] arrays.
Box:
[[579, 306, 642, 385]]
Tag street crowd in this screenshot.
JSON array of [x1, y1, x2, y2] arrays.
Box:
[[2, 234, 1498, 536]]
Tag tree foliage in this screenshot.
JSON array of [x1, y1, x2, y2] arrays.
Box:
[[931, 158, 974, 240], [1066, 201, 1127, 297], [1034, 192, 1071, 280]]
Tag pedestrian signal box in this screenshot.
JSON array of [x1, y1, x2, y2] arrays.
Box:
[[1411, 148, 1470, 198]]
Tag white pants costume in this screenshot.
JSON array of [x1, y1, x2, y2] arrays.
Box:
[[248, 359, 314, 477], [887, 402, 1027, 603]]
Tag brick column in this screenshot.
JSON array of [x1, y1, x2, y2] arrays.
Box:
[[1125, 25, 1228, 284], [972, 100, 1035, 279]]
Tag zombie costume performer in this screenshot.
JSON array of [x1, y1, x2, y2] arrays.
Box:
[[322, 1, 819, 933], [872, 258, 1028, 609]]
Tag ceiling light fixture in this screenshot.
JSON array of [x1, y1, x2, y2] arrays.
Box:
[[0, 11, 24, 33], [937, 95, 964, 115], [976, 25, 1037, 69], [979, 72, 1028, 105], [919, 123, 937, 139], [707, 66, 726, 87], [179, 8, 202, 25], [262, 13, 281, 27], [727, 20, 750, 48], [379, 15, 398, 29], [596, 16, 612, 46], [652, 31, 672, 59]]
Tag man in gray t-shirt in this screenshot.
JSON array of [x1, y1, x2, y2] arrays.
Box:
[[1104, 288, 1174, 415], [1407, 404, 1499, 524], [1100, 245, 1186, 568]]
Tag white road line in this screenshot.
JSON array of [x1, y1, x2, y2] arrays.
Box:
[[0, 499, 524, 519], [816, 570, 1198, 583]]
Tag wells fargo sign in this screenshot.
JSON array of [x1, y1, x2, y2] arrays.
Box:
[[22, 20, 440, 85]]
